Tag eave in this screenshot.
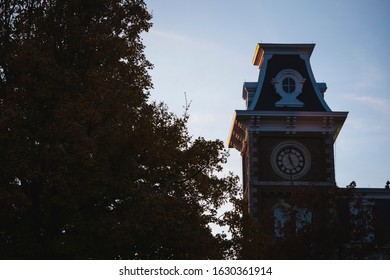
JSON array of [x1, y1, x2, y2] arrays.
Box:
[[227, 110, 348, 152]]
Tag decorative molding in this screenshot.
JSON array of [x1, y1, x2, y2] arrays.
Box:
[[272, 69, 306, 107], [227, 111, 348, 151]]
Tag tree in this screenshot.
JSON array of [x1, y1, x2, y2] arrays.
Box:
[[225, 185, 377, 259], [0, 0, 239, 259]]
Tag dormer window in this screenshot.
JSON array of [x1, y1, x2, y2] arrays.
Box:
[[272, 69, 305, 107]]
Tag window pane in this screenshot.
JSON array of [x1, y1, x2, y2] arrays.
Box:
[[282, 77, 295, 93]]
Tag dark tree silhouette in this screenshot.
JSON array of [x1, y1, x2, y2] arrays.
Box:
[[0, 0, 238, 259], [224, 185, 377, 259]]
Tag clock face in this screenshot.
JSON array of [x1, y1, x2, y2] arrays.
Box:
[[276, 147, 305, 175], [271, 141, 311, 180]]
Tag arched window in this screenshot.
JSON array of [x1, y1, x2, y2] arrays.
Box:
[[273, 201, 290, 238], [273, 201, 313, 238], [295, 207, 312, 232]]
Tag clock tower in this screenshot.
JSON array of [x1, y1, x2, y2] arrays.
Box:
[[227, 43, 348, 219]]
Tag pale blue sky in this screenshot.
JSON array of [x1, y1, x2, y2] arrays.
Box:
[[143, 0, 390, 188]]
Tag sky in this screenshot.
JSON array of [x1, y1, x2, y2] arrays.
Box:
[[142, 0, 390, 189]]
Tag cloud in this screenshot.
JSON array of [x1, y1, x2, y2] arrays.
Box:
[[351, 95, 390, 113]]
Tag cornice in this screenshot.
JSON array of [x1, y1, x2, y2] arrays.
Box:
[[227, 110, 348, 151]]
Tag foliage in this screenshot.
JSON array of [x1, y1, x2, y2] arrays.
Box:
[[224, 185, 377, 259], [0, 0, 239, 259]]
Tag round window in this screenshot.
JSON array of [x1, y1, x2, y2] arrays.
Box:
[[282, 77, 296, 93]]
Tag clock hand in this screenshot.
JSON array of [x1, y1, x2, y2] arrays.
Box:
[[288, 153, 294, 168], [288, 153, 298, 170]]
